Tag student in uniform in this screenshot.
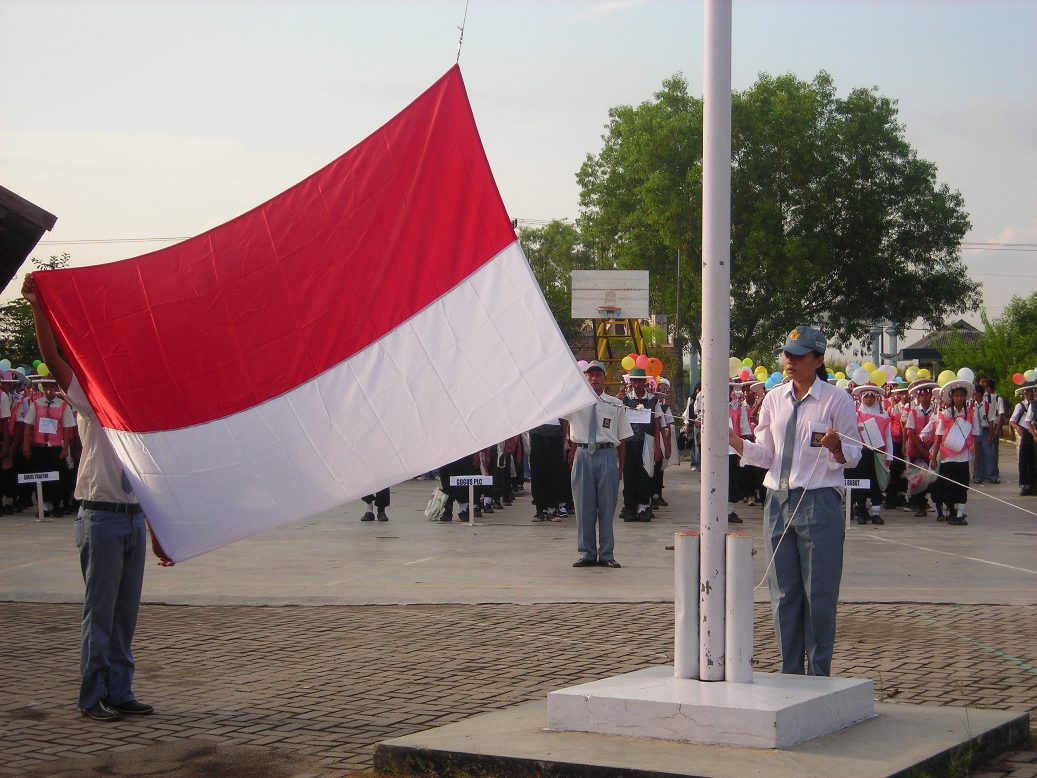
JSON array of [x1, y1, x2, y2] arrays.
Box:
[[21, 377, 76, 517], [1009, 383, 1036, 496], [617, 368, 661, 522], [847, 384, 893, 525], [651, 378, 675, 509], [360, 488, 390, 521], [729, 326, 861, 676], [930, 378, 981, 525], [563, 361, 633, 568], [904, 380, 939, 517]]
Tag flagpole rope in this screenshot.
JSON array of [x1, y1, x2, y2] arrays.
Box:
[[455, 0, 470, 64], [830, 429, 1037, 519]]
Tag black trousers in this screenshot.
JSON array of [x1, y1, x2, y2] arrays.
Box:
[[846, 450, 883, 508], [623, 437, 653, 509], [530, 432, 567, 509], [1019, 431, 1035, 488], [885, 441, 906, 506], [29, 447, 62, 506], [362, 488, 390, 508], [936, 460, 970, 508], [728, 453, 743, 503], [439, 455, 476, 506]]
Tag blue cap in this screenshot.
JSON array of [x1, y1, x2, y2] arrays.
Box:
[[780, 325, 826, 356], [584, 360, 607, 373]]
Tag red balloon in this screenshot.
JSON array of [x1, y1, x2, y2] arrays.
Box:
[[739, 368, 751, 381], [1013, 372, 1026, 386], [627, 353, 638, 362], [635, 355, 650, 369], [646, 357, 664, 378]]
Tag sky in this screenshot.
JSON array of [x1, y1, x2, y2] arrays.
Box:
[[2, 0, 1035, 344]]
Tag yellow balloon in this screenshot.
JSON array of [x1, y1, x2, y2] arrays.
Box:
[[861, 362, 876, 373], [937, 369, 957, 387], [742, 357, 753, 368], [729, 357, 742, 378], [917, 368, 931, 380], [38, 363, 50, 377], [835, 371, 845, 379], [904, 366, 919, 381], [870, 369, 887, 386], [621, 356, 636, 370]]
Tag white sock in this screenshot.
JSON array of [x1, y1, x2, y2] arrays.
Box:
[[638, 503, 650, 512], [870, 505, 881, 516]]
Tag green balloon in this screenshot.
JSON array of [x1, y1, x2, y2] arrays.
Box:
[[32, 360, 41, 368]]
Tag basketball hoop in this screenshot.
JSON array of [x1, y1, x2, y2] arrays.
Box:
[[596, 305, 623, 320]]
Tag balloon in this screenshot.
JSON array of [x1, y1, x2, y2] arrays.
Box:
[[870, 369, 887, 386], [32, 360, 41, 369], [1014, 372, 1026, 386], [852, 368, 870, 385], [0, 359, 10, 371], [937, 369, 956, 387], [1025, 369, 1037, 383], [771, 372, 782, 382], [635, 355, 650, 369], [755, 366, 768, 377], [917, 368, 931, 380], [738, 368, 751, 381], [894, 376, 904, 384], [647, 358, 664, 378], [621, 356, 636, 370], [834, 371, 845, 380], [729, 357, 742, 378], [847, 362, 859, 372], [576, 360, 589, 370], [881, 365, 897, 380], [15, 367, 26, 375], [836, 378, 850, 389], [742, 357, 753, 368], [904, 365, 919, 382], [956, 367, 975, 383], [861, 362, 876, 373], [38, 364, 50, 377]]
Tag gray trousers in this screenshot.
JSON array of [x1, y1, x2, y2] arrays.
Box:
[[571, 447, 619, 562], [763, 487, 844, 676]]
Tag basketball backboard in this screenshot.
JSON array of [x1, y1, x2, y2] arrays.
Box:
[[571, 270, 649, 319]]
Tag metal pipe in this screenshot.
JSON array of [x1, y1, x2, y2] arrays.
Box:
[[698, 0, 732, 681], [724, 531, 754, 683], [674, 530, 700, 678]]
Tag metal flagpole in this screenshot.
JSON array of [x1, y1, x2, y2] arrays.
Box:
[[698, 0, 732, 682]]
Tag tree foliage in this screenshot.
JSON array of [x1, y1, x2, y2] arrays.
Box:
[[0, 253, 71, 368], [518, 221, 596, 341], [576, 71, 980, 355], [940, 292, 1037, 393]]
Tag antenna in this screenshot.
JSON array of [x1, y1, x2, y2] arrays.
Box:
[[455, 0, 470, 64]]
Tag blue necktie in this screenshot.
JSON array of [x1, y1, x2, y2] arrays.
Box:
[[778, 396, 805, 498]]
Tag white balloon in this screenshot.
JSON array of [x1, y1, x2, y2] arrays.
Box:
[[852, 367, 870, 385], [956, 367, 975, 383]]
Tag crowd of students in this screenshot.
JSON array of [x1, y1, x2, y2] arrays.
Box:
[[681, 369, 1037, 527]]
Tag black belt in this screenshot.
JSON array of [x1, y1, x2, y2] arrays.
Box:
[[575, 442, 614, 449], [81, 500, 141, 515]]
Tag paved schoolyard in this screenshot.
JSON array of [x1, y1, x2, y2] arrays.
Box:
[[1, 460, 1035, 776]]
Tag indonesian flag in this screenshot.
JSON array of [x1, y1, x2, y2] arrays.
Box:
[[33, 67, 596, 561]]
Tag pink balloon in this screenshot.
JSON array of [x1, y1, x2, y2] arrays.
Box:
[[739, 368, 751, 381], [635, 355, 650, 369]]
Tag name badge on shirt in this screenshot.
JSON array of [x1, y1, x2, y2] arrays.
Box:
[[809, 422, 827, 448], [38, 417, 59, 436], [627, 409, 652, 425]]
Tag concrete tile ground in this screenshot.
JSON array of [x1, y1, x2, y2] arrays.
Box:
[[1, 601, 1034, 776]]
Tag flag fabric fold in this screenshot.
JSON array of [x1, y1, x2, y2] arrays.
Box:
[[34, 66, 595, 561]]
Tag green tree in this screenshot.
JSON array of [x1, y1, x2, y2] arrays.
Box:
[[940, 292, 1037, 392], [577, 71, 980, 356], [0, 253, 71, 369], [518, 221, 596, 341]]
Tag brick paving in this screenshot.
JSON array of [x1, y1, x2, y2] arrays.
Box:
[[1, 601, 1034, 776]]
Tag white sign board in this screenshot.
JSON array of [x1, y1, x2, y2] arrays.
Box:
[[18, 471, 60, 484], [449, 475, 493, 487], [571, 270, 650, 320], [843, 479, 871, 489]]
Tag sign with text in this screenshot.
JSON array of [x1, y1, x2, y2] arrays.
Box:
[[18, 471, 60, 484], [449, 475, 493, 487], [843, 478, 871, 490]]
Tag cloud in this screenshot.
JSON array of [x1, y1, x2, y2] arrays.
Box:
[[994, 218, 1037, 245], [569, 0, 652, 22]]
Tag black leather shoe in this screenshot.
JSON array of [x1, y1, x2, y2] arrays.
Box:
[[572, 558, 597, 567], [361, 510, 375, 522], [728, 511, 743, 524], [80, 703, 122, 721], [636, 509, 652, 522], [598, 559, 622, 568], [105, 699, 154, 716], [655, 497, 668, 507], [871, 515, 885, 525], [377, 509, 389, 521]]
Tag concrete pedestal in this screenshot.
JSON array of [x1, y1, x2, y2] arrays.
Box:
[[546, 666, 874, 748]]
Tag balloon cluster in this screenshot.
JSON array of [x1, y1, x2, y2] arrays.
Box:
[[727, 357, 784, 390], [621, 353, 664, 378], [933, 366, 975, 387], [0, 358, 32, 379], [1013, 367, 1037, 386]]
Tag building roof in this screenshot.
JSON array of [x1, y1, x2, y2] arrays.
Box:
[[899, 320, 982, 362], [0, 185, 57, 291]]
